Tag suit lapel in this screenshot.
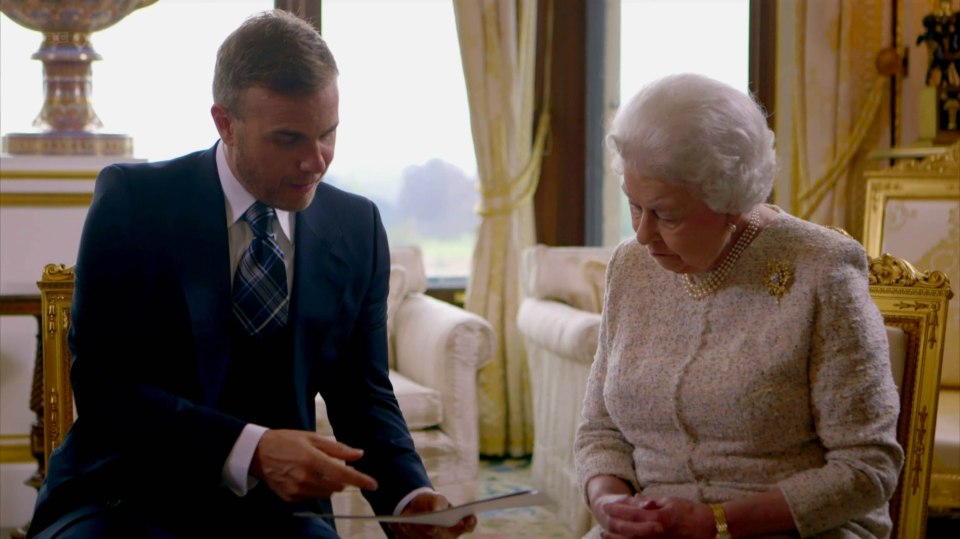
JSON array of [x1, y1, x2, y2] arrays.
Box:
[[291, 185, 349, 427], [176, 146, 233, 407]]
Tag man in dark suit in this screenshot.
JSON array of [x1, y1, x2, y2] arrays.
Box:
[[26, 10, 475, 539]]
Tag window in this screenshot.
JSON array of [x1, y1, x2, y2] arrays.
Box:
[[320, 0, 478, 281], [609, 0, 750, 243], [2, 0, 478, 282]]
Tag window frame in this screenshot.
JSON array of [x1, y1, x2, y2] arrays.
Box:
[[536, 0, 775, 248]]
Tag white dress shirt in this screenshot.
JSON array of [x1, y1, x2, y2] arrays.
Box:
[[217, 140, 292, 496]]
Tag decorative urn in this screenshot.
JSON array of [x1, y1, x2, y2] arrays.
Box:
[[0, 0, 158, 156]]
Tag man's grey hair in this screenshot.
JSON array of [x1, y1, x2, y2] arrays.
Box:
[[607, 73, 776, 214]]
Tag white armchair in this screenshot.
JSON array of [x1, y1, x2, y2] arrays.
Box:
[[517, 244, 613, 536], [317, 245, 496, 536]]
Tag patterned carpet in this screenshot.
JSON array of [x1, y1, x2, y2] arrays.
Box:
[[332, 458, 575, 539], [465, 458, 574, 539]]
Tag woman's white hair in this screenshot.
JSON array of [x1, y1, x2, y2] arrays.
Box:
[[607, 73, 776, 214]]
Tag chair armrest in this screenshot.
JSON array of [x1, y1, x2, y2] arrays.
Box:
[[517, 298, 601, 365], [394, 294, 495, 381], [393, 294, 495, 481]]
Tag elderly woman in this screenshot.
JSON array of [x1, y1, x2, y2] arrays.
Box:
[[574, 73, 903, 539]]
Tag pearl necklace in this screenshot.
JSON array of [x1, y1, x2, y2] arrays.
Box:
[[681, 208, 761, 300]]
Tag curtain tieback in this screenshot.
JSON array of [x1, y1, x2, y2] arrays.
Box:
[[476, 110, 551, 217]]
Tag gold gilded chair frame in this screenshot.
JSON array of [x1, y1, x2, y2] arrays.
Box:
[[862, 142, 959, 257], [869, 254, 952, 539], [861, 142, 959, 516], [37, 263, 75, 469]]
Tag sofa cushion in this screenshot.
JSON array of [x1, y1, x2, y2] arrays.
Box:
[[390, 245, 428, 295], [315, 370, 443, 435], [389, 370, 444, 429], [522, 245, 613, 313], [886, 326, 906, 391], [388, 264, 407, 335]]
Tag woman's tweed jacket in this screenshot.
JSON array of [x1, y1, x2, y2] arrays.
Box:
[[575, 208, 903, 538]]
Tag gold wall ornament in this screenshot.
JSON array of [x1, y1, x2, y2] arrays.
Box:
[[763, 261, 794, 304], [0, 0, 158, 156], [862, 142, 959, 257], [915, 1, 960, 144], [875, 46, 907, 78], [888, 139, 960, 172]]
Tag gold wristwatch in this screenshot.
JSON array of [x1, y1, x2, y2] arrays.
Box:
[[710, 503, 732, 539]]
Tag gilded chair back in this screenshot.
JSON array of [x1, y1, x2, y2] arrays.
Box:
[[869, 253, 953, 539], [37, 263, 75, 470], [861, 143, 960, 516]]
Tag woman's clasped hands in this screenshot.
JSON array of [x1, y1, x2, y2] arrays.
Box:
[[594, 495, 716, 539]]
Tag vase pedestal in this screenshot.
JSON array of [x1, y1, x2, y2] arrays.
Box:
[[2, 132, 133, 157]]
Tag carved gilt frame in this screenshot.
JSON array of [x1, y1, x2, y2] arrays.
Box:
[[869, 253, 953, 539], [38, 263, 75, 469], [862, 142, 960, 257]]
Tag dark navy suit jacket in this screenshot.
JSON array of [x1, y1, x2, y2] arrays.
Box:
[[29, 144, 430, 533]]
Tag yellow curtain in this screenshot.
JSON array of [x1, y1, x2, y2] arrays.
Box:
[[783, 0, 892, 234], [453, 0, 551, 457]]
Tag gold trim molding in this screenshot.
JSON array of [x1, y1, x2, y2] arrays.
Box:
[[2, 133, 133, 157], [0, 169, 99, 180], [0, 437, 33, 464], [0, 193, 93, 207], [887, 142, 960, 173], [0, 168, 97, 206]]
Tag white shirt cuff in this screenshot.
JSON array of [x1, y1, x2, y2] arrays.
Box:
[[222, 423, 268, 496], [393, 486, 438, 516]]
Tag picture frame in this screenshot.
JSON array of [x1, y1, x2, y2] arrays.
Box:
[[862, 143, 959, 258]]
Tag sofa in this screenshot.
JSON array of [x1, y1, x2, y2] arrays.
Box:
[[317, 245, 496, 537]]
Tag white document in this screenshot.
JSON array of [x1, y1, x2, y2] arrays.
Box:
[[297, 489, 551, 527]]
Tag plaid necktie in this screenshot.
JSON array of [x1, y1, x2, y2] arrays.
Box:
[[233, 202, 289, 336]]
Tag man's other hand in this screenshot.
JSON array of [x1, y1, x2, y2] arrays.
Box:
[[251, 429, 378, 502], [390, 491, 478, 538]]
